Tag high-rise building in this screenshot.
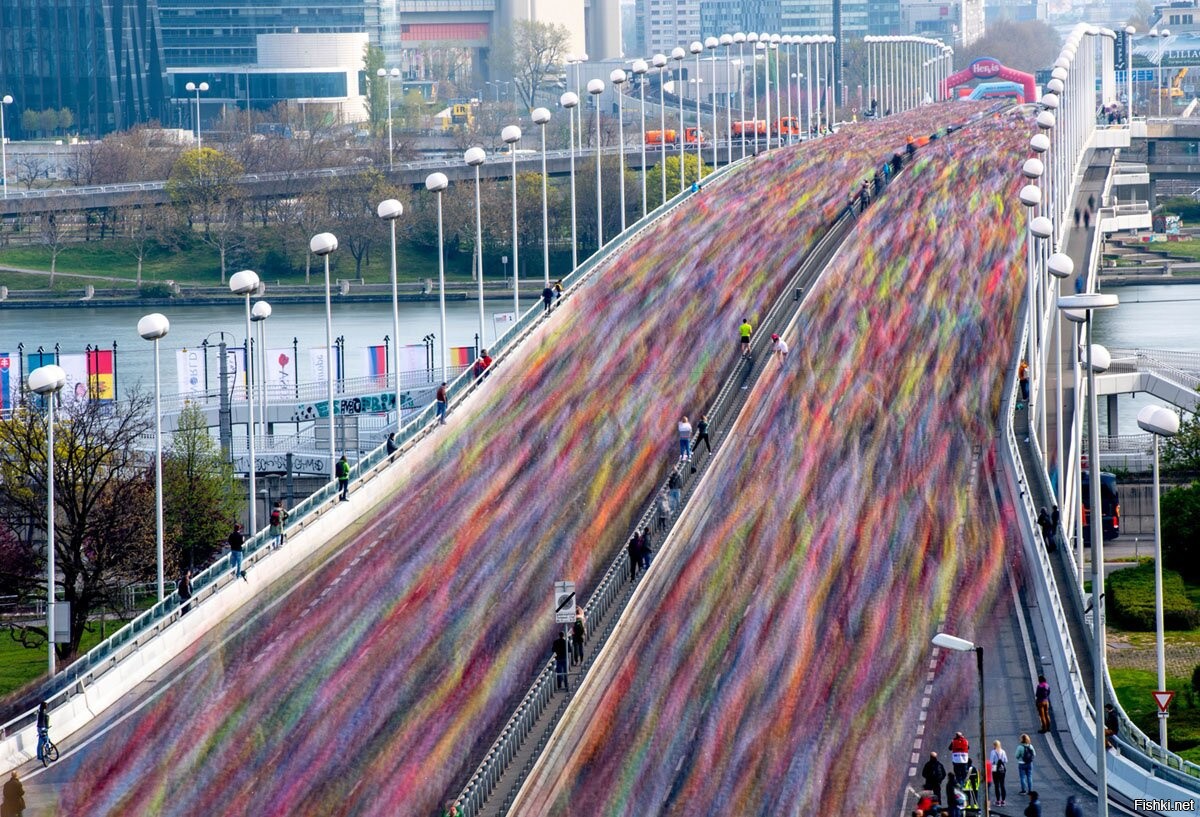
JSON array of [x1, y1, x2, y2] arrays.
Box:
[[0, 0, 168, 137], [699, 0, 780, 37], [901, 0, 986, 47], [636, 0, 701, 55]]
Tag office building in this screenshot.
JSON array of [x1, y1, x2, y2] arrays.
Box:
[[636, 0, 701, 55], [902, 0, 986, 47]]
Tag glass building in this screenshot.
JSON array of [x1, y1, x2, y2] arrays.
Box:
[[0, 0, 169, 137]]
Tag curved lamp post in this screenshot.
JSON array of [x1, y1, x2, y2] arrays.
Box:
[[653, 54, 669, 203], [561, 92, 580, 269], [1138, 404, 1180, 751], [377, 198, 404, 423], [532, 107, 552, 287], [1047, 249, 1074, 512], [501, 125, 522, 316], [632, 60, 649, 219], [137, 313, 170, 601], [425, 173, 450, 383], [376, 66, 400, 170], [308, 234, 338, 471], [672, 47, 686, 194], [720, 34, 734, 163], [229, 269, 261, 533], [28, 364, 66, 675], [933, 632, 989, 817], [251, 300, 272, 438], [734, 33, 747, 158], [588, 79, 606, 247], [464, 148, 488, 344], [609, 71, 627, 232], [185, 81, 209, 151], [706, 36, 720, 173]]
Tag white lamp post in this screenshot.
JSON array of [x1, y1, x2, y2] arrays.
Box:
[[250, 300, 271, 437], [0, 94, 12, 199], [771, 34, 783, 147], [137, 314, 170, 601], [783, 36, 794, 143], [185, 81, 209, 151], [532, 107, 552, 286], [1058, 292, 1119, 817], [1138, 404, 1180, 751], [561, 92, 580, 268], [1126, 26, 1136, 119], [588, 79, 606, 246], [653, 54, 669, 202], [706, 37, 720, 172], [28, 364, 66, 675], [377, 67, 400, 170], [672, 47, 686, 194], [749, 36, 761, 149], [632, 60, 649, 220], [720, 35, 734, 163], [933, 632, 989, 817], [609, 71, 627, 232], [501, 125, 522, 316], [1047, 250, 1073, 513], [425, 173, 450, 383], [308, 234, 338, 471], [804, 36, 815, 135], [229, 270, 261, 532], [464, 148, 488, 344], [734, 33, 747, 158], [377, 198, 404, 424]]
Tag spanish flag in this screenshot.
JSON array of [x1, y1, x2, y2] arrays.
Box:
[[87, 349, 115, 402]]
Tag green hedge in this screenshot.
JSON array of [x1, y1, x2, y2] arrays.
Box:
[[1107, 562, 1200, 630]]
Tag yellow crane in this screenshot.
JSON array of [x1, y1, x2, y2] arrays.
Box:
[[1156, 67, 1188, 98]]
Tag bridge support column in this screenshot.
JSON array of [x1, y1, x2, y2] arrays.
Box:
[[218, 340, 233, 457], [1107, 394, 1119, 437]]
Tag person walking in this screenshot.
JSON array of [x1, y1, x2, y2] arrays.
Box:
[[228, 523, 246, 581], [1035, 675, 1052, 732], [336, 455, 350, 501], [1024, 790, 1041, 817], [1018, 359, 1030, 403], [1065, 795, 1084, 817], [627, 533, 642, 580], [1037, 507, 1055, 552], [472, 349, 493, 379], [641, 526, 653, 570], [553, 279, 564, 302], [1073, 208, 1081, 227], [677, 415, 692, 462], [269, 500, 288, 549], [178, 568, 193, 616], [771, 333, 789, 363], [1015, 733, 1035, 794], [921, 751, 947, 798], [386, 432, 398, 455], [962, 759, 980, 810], [667, 468, 682, 514], [542, 285, 554, 314], [657, 494, 670, 532], [35, 703, 49, 764], [2, 771, 24, 817], [553, 632, 569, 690], [1083, 209, 1091, 230], [1105, 702, 1119, 749], [436, 382, 448, 425], [945, 767, 960, 817], [693, 414, 712, 455], [571, 610, 586, 666], [990, 739, 1009, 805], [949, 731, 970, 783], [739, 318, 753, 358]]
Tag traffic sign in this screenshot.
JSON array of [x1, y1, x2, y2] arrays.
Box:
[[1153, 690, 1175, 712], [553, 581, 576, 624]]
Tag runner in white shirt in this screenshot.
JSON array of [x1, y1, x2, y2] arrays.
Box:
[[771, 333, 789, 362]]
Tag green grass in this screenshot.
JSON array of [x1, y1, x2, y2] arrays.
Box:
[[1158, 239, 1200, 262], [0, 620, 125, 698], [1111, 667, 1200, 763], [1108, 562, 1200, 630]]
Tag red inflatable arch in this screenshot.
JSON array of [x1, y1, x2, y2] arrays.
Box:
[[940, 57, 1036, 105]]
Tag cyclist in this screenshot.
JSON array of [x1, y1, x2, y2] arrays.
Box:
[[35, 702, 49, 764]]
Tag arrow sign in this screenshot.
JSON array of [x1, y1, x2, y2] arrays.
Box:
[[1153, 691, 1175, 712], [553, 581, 577, 624]]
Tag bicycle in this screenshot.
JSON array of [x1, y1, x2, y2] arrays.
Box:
[[38, 731, 58, 766]]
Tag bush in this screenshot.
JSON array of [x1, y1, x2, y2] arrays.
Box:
[[138, 282, 173, 299], [1163, 481, 1200, 581], [1107, 562, 1200, 630], [1192, 664, 1200, 696]]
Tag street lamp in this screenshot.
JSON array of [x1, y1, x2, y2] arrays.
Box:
[[561, 92, 580, 268], [464, 148, 487, 343], [653, 54, 669, 203], [1126, 26, 1136, 119], [229, 270, 261, 533], [734, 33, 747, 158], [184, 81, 209, 151], [588, 79, 606, 247], [706, 37, 719, 174], [757, 41, 770, 151], [0, 94, 12, 199], [376, 67, 401, 170], [1150, 28, 1171, 118], [1137, 404, 1180, 751], [28, 364, 66, 675], [783, 36, 794, 144], [672, 47, 686, 194], [424, 172, 450, 383], [250, 300, 271, 435], [609, 70, 628, 232], [631, 60, 649, 220], [531, 107, 552, 287], [720, 34, 734, 164], [308, 234, 338, 471], [771, 34, 783, 148], [749, 35, 761, 151], [501, 125, 522, 316], [932, 632, 989, 817], [1047, 250, 1074, 513], [377, 198, 404, 424], [1058, 291, 1119, 817], [137, 314, 169, 602]]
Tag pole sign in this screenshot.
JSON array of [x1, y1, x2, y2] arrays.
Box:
[[1153, 691, 1175, 712], [553, 581, 576, 624]]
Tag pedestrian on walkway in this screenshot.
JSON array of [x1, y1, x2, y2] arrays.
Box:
[[1037, 507, 1056, 552], [771, 333, 789, 363], [1024, 790, 1041, 817], [1015, 733, 1035, 793], [1074, 274, 1085, 294], [1074, 208, 1081, 227], [436, 382, 448, 425], [1105, 703, 1119, 749], [963, 759, 980, 809], [945, 768, 960, 816], [2, 771, 24, 817], [386, 432, 398, 455], [628, 533, 642, 580], [921, 752, 947, 798], [336, 454, 351, 501], [553, 280, 564, 302], [472, 349, 492, 379], [657, 494, 671, 532], [1035, 674, 1052, 732], [1083, 209, 1091, 229], [641, 526, 653, 569], [553, 632, 569, 690], [228, 522, 246, 581], [668, 468, 682, 513], [1018, 359, 1030, 402], [542, 285, 554, 314], [1088, 194, 1096, 211], [739, 318, 753, 358], [1065, 795, 1083, 817], [178, 568, 193, 616], [692, 415, 712, 470], [677, 415, 692, 461], [269, 500, 288, 549], [571, 610, 585, 666], [990, 739, 1008, 805], [949, 731, 970, 783]]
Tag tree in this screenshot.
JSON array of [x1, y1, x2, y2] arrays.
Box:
[[166, 148, 246, 282], [1127, 0, 1155, 29], [37, 213, 68, 286], [1163, 406, 1200, 475], [163, 404, 242, 570], [123, 205, 177, 286], [494, 21, 571, 110], [13, 155, 49, 190], [955, 21, 1062, 75], [0, 395, 157, 663], [644, 154, 710, 211], [322, 170, 401, 277], [1163, 480, 1200, 581], [363, 44, 389, 132]]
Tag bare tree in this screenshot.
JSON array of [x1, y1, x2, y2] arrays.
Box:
[[494, 21, 572, 110], [37, 214, 67, 286], [13, 155, 49, 190]]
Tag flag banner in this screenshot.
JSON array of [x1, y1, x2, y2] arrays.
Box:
[[310, 346, 332, 388], [266, 348, 293, 397], [228, 347, 246, 398], [25, 352, 55, 408], [86, 349, 115, 401], [363, 345, 388, 387], [0, 354, 11, 414], [492, 313, 516, 345], [448, 346, 476, 367], [177, 348, 204, 396], [398, 344, 426, 372], [59, 354, 89, 404]]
